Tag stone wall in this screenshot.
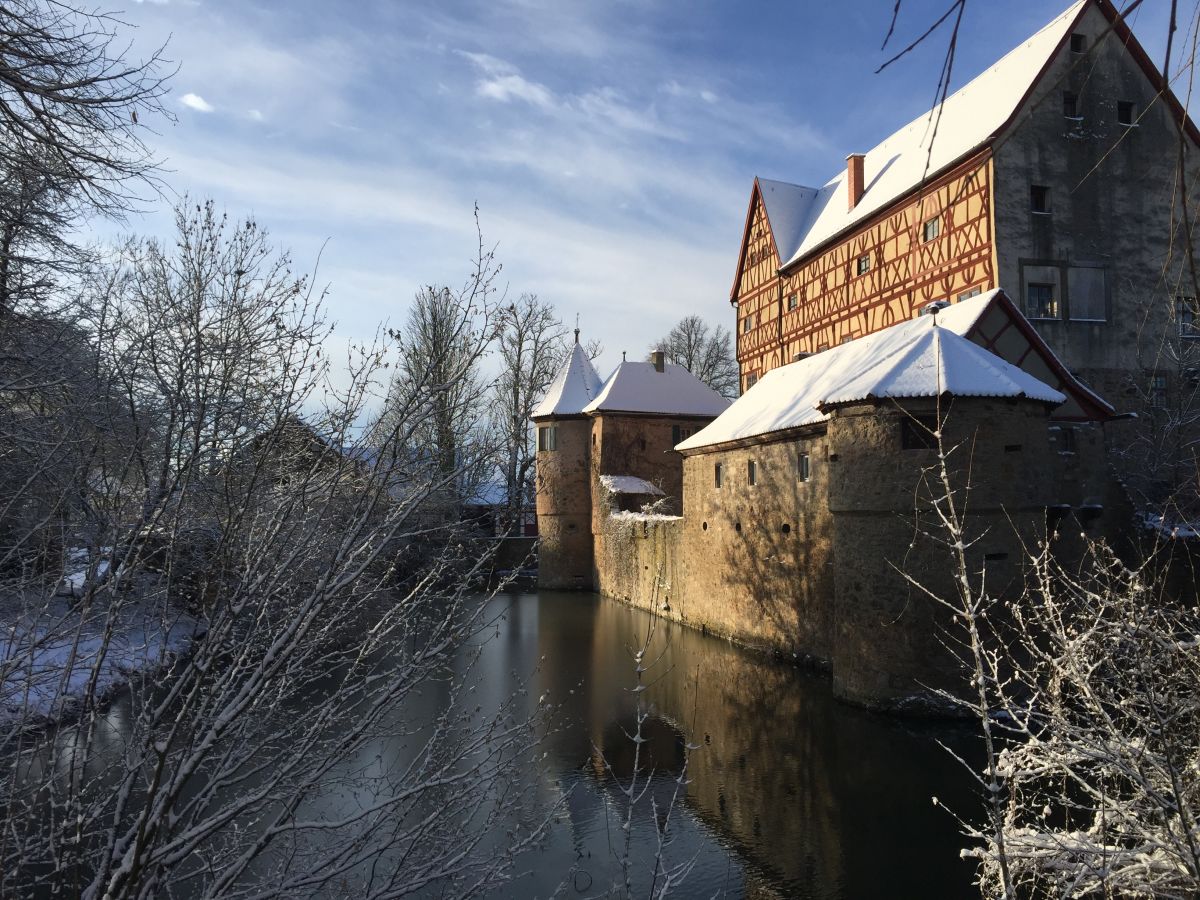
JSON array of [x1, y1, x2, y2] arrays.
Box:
[[678, 429, 835, 663], [825, 398, 1058, 709], [593, 514, 683, 613]]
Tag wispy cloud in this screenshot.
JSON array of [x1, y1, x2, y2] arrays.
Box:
[[180, 92, 214, 113]]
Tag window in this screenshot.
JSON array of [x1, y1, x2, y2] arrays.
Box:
[[840, 335, 853, 345], [1150, 374, 1168, 409], [1063, 91, 1079, 118], [714, 463, 724, 488], [1178, 296, 1200, 338], [672, 424, 696, 444], [1068, 265, 1107, 321], [1059, 427, 1076, 454], [786, 292, 798, 311], [855, 254, 871, 276], [1070, 32, 1087, 53], [900, 414, 939, 450], [742, 313, 755, 333], [1117, 100, 1135, 125], [1027, 282, 1058, 319], [1030, 184, 1050, 213], [745, 372, 758, 391], [798, 452, 810, 482], [537, 425, 557, 451], [958, 286, 982, 302], [748, 460, 757, 486], [922, 217, 940, 242]]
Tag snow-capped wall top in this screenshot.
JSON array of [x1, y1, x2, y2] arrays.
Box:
[[531, 342, 603, 419], [599, 475, 665, 496], [675, 312, 1065, 452], [758, 1, 1084, 270], [583, 361, 731, 417]]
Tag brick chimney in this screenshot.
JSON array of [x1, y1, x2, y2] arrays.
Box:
[[846, 153, 865, 210], [651, 350, 665, 373]]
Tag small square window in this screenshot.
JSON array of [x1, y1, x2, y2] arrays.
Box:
[[958, 286, 982, 302], [798, 452, 810, 482], [856, 254, 871, 276], [922, 217, 940, 242], [900, 415, 939, 450], [537, 425, 557, 452], [1150, 374, 1168, 409], [1063, 91, 1079, 118], [1179, 297, 1200, 338], [1031, 185, 1050, 213], [1117, 100, 1135, 125], [787, 292, 798, 311], [748, 460, 757, 486], [1027, 282, 1058, 319], [1070, 33, 1086, 53], [714, 462, 724, 488]]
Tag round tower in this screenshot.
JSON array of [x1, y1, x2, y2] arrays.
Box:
[[532, 334, 602, 590]]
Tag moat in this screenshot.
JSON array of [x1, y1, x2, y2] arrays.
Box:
[[483, 590, 980, 898]]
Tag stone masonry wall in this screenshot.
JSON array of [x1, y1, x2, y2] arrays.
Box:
[[826, 398, 1058, 710]]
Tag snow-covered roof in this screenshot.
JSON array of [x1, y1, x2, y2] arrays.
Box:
[[532, 342, 603, 419], [675, 312, 1065, 452], [758, 1, 1083, 270], [583, 361, 731, 417], [599, 474, 665, 496]]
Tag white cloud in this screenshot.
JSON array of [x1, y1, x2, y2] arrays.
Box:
[[180, 92, 214, 113], [476, 74, 556, 109], [247, 109, 264, 122]]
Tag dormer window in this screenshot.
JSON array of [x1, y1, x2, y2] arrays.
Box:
[[1117, 100, 1135, 125], [1063, 91, 1079, 118], [1070, 33, 1086, 53]]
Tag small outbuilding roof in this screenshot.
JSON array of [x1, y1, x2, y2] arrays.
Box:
[[599, 475, 665, 496], [583, 360, 730, 418], [675, 312, 1065, 452], [531, 341, 603, 419]]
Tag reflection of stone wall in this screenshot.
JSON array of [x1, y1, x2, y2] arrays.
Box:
[[535, 416, 594, 589]]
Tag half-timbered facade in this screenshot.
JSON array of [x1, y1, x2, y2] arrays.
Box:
[[732, 0, 1200, 408]]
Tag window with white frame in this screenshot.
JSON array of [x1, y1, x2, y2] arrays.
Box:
[[537, 425, 557, 451], [922, 216, 940, 242]]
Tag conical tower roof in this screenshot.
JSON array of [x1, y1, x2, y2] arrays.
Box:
[[531, 341, 603, 419]]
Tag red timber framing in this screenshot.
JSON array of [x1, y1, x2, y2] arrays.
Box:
[[732, 151, 997, 389]]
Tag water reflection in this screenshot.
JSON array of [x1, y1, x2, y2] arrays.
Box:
[[484, 591, 980, 899]]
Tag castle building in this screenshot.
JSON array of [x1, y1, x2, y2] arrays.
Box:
[[731, 0, 1200, 419], [532, 344, 727, 590], [535, 292, 1118, 711]]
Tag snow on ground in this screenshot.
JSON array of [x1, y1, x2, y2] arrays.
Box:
[[1139, 511, 1200, 539], [1, 553, 204, 727]]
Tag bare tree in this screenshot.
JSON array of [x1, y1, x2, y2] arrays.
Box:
[[0, 0, 172, 315], [492, 294, 566, 535], [648, 315, 738, 399], [0, 201, 551, 898]]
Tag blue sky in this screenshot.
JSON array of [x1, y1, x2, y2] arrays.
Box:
[[113, 0, 1171, 381]]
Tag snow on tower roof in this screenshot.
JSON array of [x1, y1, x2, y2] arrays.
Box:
[[675, 313, 1065, 452], [583, 361, 731, 417], [757, 1, 1084, 271], [531, 341, 603, 419]]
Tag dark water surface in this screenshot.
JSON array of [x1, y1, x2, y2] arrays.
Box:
[[476, 591, 980, 899]]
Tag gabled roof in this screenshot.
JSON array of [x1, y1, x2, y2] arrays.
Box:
[[531, 341, 603, 419], [676, 311, 1064, 452], [938, 289, 1114, 420], [774, 1, 1085, 273], [583, 361, 731, 418]]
